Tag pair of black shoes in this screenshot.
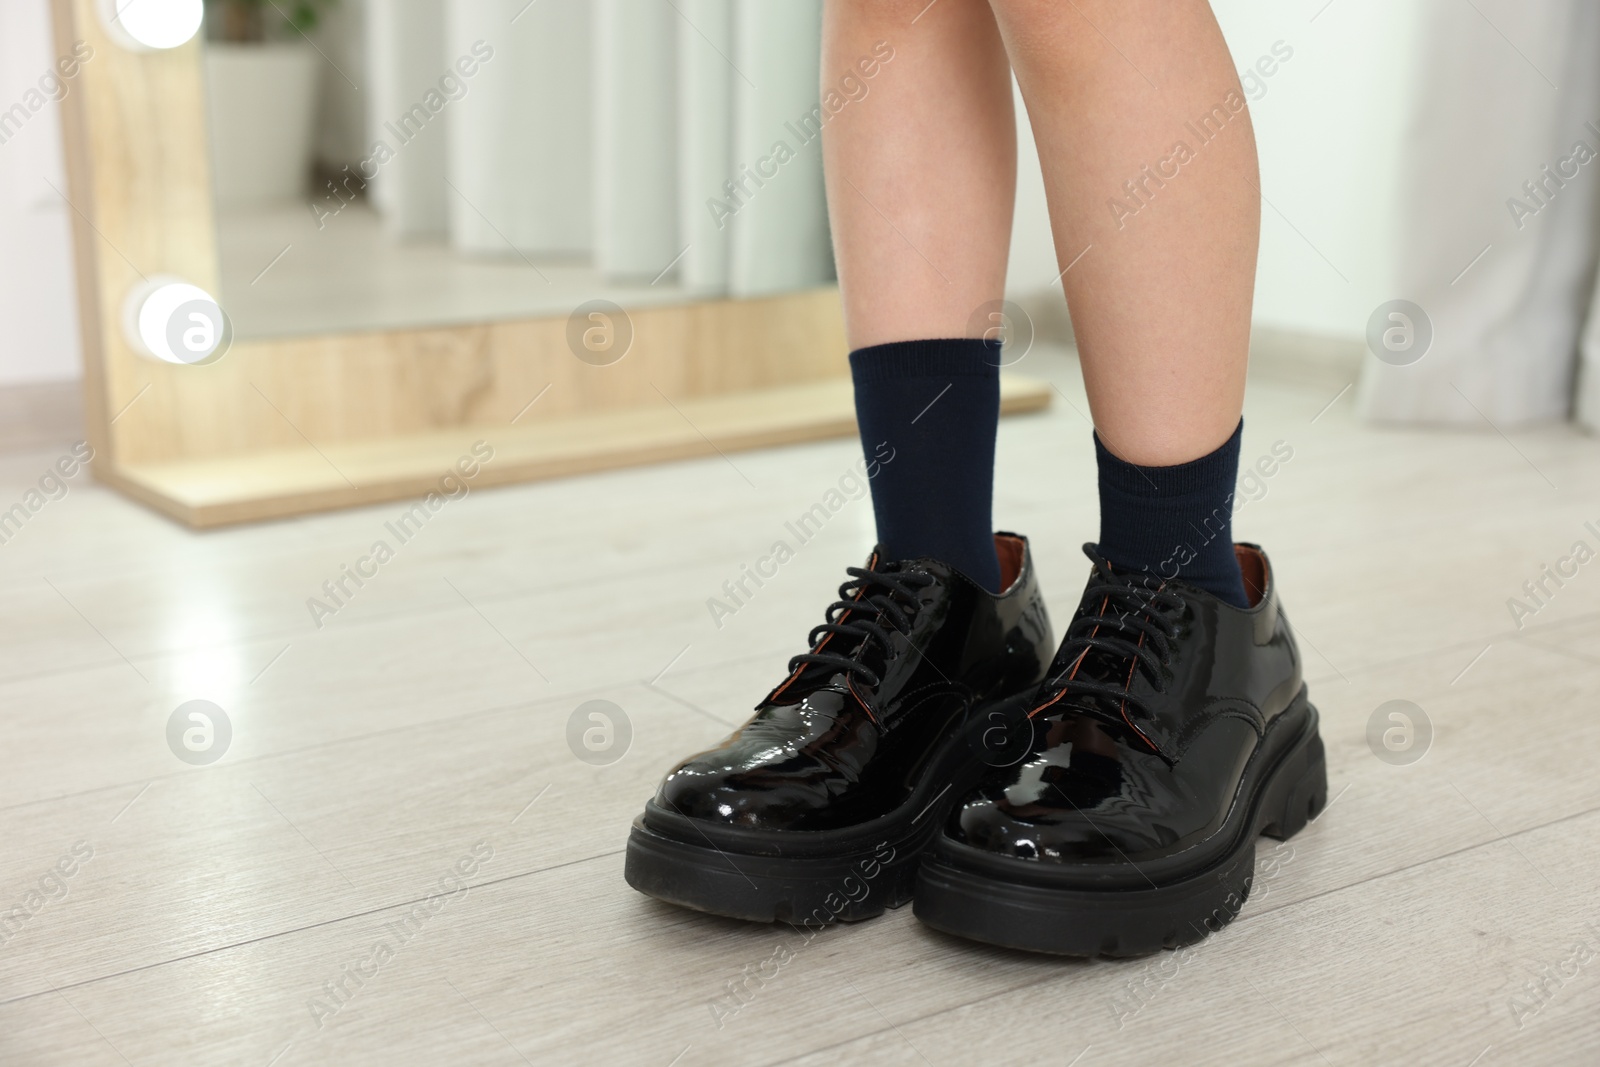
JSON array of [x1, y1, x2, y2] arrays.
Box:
[[624, 533, 1326, 956]]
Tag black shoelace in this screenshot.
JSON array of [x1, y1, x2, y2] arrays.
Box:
[[1035, 549, 1185, 725], [785, 565, 935, 689]]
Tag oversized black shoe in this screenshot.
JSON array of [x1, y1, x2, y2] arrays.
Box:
[[624, 533, 1054, 925], [913, 543, 1327, 957]]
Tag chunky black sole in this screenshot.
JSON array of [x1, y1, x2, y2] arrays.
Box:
[[912, 698, 1328, 957], [624, 691, 1037, 925], [624, 816, 926, 925]]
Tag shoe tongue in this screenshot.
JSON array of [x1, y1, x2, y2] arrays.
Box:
[[868, 544, 947, 574]]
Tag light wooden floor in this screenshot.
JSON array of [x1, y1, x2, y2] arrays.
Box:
[[2, 346, 1597, 1066]]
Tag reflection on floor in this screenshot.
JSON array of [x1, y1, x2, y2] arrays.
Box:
[[0, 346, 1597, 1065], [217, 201, 715, 339]]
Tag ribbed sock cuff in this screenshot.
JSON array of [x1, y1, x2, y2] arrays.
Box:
[[1094, 418, 1249, 606], [849, 338, 1002, 385], [1093, 420, 1244, 499]]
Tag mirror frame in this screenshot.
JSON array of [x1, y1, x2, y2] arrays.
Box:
[[50, 0, 1048, 527]]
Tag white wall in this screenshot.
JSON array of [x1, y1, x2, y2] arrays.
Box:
[[1216, 0, 1423, 339], [1008, 0, 1425, 342], [0, 0, 83, 385], [1004, 78, 1058, 296]]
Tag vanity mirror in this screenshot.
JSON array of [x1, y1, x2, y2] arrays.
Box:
[[52, 0, 1047, 527]]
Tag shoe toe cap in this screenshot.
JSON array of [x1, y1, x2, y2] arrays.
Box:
[[948, 791, 1164, 864], [653, 749, 832, 830]]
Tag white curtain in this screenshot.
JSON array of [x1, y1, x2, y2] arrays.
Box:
[[728, 2, 831, 295], [1358, 0, 1600, 428], [364, 0, 833, 294], [678, 0, 735, 289], [447, 0, 594, 258], [594, 0, 678, 278], [365, 0, 450, 238]]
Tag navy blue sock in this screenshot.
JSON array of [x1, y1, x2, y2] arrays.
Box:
[[849, 338, 1001, 592], [1095, 419, 1251, 608]]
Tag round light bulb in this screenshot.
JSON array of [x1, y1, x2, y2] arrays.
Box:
[[100, 0, 205, 51], [122, 276, 232, 365]]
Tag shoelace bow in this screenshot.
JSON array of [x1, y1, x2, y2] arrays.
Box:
[[785, 565, 935, 689], [1034, 551, 1186, 726]]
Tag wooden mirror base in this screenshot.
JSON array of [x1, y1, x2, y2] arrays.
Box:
[[108, 370, 1051, 528]]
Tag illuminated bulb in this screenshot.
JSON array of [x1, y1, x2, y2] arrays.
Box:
[[122, 276, 231, 365], [99, 0, 205, 51]]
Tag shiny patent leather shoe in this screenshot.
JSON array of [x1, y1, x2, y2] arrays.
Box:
[[625, 533, 1054, 925], [914, 543, 1327, 957]]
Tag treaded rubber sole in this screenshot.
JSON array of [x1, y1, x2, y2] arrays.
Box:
[[912, 703, 1328, 957], [625, 819, 925, 925]]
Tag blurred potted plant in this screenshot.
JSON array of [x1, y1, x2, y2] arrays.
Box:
[[203, 0, 338, 208]]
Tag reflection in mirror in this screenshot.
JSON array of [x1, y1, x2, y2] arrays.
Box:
[[203, 0, 837, 340]]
